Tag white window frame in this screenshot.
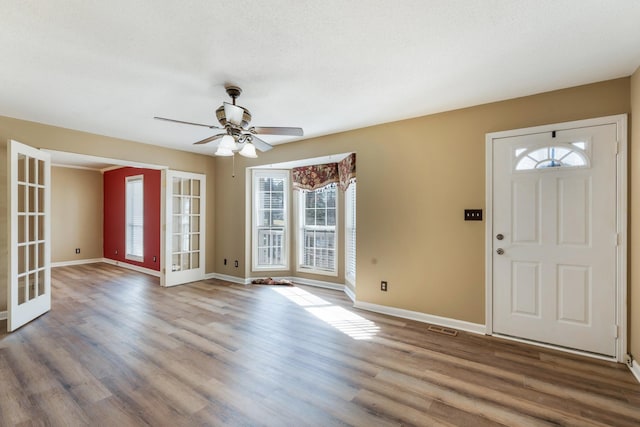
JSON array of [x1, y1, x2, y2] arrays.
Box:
[[345, 182, 356, 285], [125, 175, 144, 262], [252, 170, 289, 271], [297, 187, 338, 277], [514, 142, 590, 171]]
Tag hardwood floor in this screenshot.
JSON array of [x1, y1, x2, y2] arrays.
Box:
[[0, 263, 638, 426]]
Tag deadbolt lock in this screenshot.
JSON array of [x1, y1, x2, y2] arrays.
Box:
[[496, 234, 504, 240]]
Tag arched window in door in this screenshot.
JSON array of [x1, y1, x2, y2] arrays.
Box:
[[514, 142, 589, 171]]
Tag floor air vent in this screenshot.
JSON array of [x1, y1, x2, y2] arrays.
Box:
[[428, 325, 458, 337]]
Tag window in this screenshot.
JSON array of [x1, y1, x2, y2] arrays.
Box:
[[253, 170, 289, 270], [345, 182, 356, 284], [515, 143, 589, 171], [125, 175, 144, 262], [298, 187, 337, 275]]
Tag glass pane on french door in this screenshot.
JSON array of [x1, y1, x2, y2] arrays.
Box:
[[18, 157, 47, 301], [171, 177, 200, 271]]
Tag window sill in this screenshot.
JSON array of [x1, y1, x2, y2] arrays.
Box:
[[125, 254, 144, 263], [296, 266, 338, 277], [253, 265, 289, 272]]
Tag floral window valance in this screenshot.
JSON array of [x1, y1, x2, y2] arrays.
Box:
[[292, 162, 339, 192], [292, 153, 356, 192], [338, 153, 356, 191]]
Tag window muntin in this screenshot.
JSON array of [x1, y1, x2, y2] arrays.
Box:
[[125, 175, 144, 262], [345, 182, 356, 284], [253, 170, 289, 270], [298, 187, 337, 275], [514, 143, 589, 171]]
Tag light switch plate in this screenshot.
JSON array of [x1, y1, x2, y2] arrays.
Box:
[[464, 209, 483, 221]]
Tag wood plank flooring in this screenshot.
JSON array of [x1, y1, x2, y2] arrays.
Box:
[[0, 262, 638, 426]]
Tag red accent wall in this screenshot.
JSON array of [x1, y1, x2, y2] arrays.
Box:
[[103, 167, 161, 271]]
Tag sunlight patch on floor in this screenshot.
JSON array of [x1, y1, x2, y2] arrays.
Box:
[[273, 287, 379, 340]]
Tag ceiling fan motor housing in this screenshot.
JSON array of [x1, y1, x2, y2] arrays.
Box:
[[215, 105, 251, 128]]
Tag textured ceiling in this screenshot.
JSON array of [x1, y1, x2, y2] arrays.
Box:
[[1, 1, 640, 156]]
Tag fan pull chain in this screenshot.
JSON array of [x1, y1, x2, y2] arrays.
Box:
[[232, 154, 236, 178]]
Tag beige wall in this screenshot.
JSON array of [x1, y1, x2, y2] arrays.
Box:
[[630, 67, 640, 361], [51, 167, 103, 263], [0, 116, 216, 274], [214, 78, 630, 325]]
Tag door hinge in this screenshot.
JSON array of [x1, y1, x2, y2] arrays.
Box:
[[614, 324, 619, 338]]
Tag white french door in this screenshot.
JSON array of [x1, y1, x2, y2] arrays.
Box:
[[8, 140, 51, 331], [487, 116, 626, 359], [162, 170, 205, 287]]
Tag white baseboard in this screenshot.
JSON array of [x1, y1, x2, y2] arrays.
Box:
[[52, 258, 104, 268], [206, 273, 251, 285], [52, 257, 161, 278], [288, 276, 344, 291], [354, 301, 486, 335], [102, 258, 161, 277], [344, 286, 356, 303], [630, 360, 640, 384], [0, 311, 6, 321], [206, 273, 347, 293]]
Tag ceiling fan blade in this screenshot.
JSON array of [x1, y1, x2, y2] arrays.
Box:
[[250, 126, 304, 136], [154, 116, 222, 129], [250, 135, 274, 152], [224, 102, 245, 126], [193, 134, 226, 145]]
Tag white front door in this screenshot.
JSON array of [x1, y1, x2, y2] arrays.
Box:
[[490, 118, 624, 357], [162, 170, 206, 287], [8, 140, 51, 331]]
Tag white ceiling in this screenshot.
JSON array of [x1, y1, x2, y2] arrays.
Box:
[[2, 1, 640, 156]]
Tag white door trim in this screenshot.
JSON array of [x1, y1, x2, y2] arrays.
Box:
[[485, 114, 627, 362]]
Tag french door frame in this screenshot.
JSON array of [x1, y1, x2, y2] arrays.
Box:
[[161, 170, 206, 287], [484, 114, 627, 362], [8, 140, 52, 331]]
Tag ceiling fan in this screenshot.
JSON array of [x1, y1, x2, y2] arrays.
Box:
[[154, 86, 303, 158]]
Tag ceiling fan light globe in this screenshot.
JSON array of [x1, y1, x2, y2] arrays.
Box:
[[239, 142, 258, 158], [214, 147, 234, 157], [219, 134, 236, 150]]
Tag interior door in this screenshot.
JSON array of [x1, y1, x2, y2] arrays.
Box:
[[8, 140, 51, 331], [163, 170, 205, 287], [492, 123, 618, 356]]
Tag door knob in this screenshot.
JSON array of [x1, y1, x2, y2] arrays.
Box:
[[496, 248, 504, 255], [496, 234, 504, 240]]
